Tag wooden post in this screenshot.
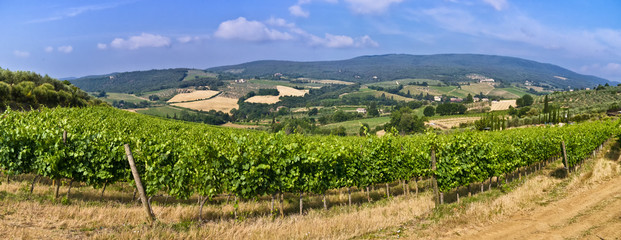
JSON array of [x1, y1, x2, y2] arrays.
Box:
[[431, 148, 440, 207], [562, 141, 569, 177], [414, 177, 419, 196], [55, 130, 67, 200], [299, 192, 303, 215], [279, 191, 284, 218], [348, 187, 352, 206], [125, 144, 155, 223], [440, 192, 444, 204], [323, 193, 327, 210]]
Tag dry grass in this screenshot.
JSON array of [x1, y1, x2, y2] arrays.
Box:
[[245, 86, 308, 104], [276, 86, 308, 97], [170, 96, 238, 113], [245, 95, 280, 104], [167, 90, 220, 103], [427, 117, 481, 129], [461, 83, 495, 95], [490, 100, 516, 111], [0, 177, 436, 239]]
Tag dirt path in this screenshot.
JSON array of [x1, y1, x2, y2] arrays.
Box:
[[455, 168, 621, 239]]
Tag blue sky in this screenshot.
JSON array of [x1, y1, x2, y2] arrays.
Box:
[[1, 0, 621, 82]]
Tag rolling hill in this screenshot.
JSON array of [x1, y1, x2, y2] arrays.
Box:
[[207, 54, 610, 89], [69, 54, 612, 93]]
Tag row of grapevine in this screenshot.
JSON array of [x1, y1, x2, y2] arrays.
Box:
[[0, 107, 617, 211]]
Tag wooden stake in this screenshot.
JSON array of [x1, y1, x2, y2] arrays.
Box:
[[385, 183, 390, 198], [125, 144, 155, 223], [54, 179, 61, 199], [562, 141, 569, 177], [348, 187, 352, 206], [279, 191, 284, 218], [414, 177, 418, 196], [299, 192, 303, 215], [431, 148, 440, 206], [323, 193, 327, 210]]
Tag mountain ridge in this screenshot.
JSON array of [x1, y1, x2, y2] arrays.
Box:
[[70, 54, 611, 93]]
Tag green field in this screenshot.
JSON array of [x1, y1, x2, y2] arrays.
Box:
[[366, 78, 442, 88], [322, 116, 391, 134], [183, 69, 218, 81], [136, 105, 188, 118], [98, 92, 148, 104]]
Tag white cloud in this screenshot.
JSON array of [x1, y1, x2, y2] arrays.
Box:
[[44, 46, 54, 53], [266, 17, 296, 28], [214, 17, 293, 42], [109, 33, 171, 50], [344, 0, 403, 14], [309, 33, 379, 48], [13, 50, 30, 58], [357, 35, 379, 47], [97, 43, 107, 49], [213, 17, 378, 48], [57, 45, 73, 53], [289, 5, 310, 17], [482, 0, 508, 11], [177, 36, 201, 43], [27, 2, 125, 24]]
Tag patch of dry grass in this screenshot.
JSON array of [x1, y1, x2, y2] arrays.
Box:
[[167, 90, 220, 103], [170, 96, 238, 113], [245, 86, 308, 104], [490, 100, 516, 111]]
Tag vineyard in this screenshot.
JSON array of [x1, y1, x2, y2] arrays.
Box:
[[0, 106, 618, 222]]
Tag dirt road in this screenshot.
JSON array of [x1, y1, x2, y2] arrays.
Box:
[[456, 167, 621, 239]]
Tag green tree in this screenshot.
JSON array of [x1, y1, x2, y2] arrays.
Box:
[[388, 108, 425, 134], [423, 105, 435, 117], [543, 95, 549, 113], [308, 108, 319, 116], [465, 93, 474, 103], [367, 101, 379, 117]]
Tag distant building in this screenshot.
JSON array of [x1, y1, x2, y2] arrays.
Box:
[[479, 78, 495, 83], [434, 96, 442, 102], [356, 108, 367, 114], [235, 79, 246, 83], [450, 98, 463, 102]]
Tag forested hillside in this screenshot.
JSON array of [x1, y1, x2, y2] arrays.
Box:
[[208, 54, 610, 89], [70, 68, 224, 93], [0, 68, 98, 111]]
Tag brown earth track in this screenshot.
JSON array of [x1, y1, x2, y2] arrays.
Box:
[[451, 164, 621, 240]]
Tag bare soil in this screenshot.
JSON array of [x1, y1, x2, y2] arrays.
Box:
[[453, 164, 621, 240]]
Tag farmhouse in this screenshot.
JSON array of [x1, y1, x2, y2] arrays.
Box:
[[434, 96, 442, 102], [356, 108, 367, 114]]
